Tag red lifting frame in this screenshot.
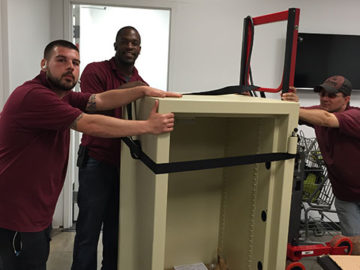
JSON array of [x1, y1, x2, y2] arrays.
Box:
[[287, 237, 353, 262], [239, 8, 300, 93]]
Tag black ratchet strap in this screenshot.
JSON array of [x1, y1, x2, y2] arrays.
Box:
[[187, 85, 259, 95], [122, 136, 295, 174]]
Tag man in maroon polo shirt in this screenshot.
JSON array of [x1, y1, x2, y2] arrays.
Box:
[[0, 39, 181, 270], [71, 26, 149, 270], [282, 75, 360, 253]]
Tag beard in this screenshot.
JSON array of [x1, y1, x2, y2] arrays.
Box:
[[46, 71, 77, 91]]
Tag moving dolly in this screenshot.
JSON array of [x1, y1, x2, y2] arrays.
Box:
[[286, 235, 353, 270]]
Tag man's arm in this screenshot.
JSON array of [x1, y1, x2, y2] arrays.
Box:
[[299, 108, 339, 128], [71, 100, 175, 137], [85, 86, 182, 112], [281, 87, 339, 128]]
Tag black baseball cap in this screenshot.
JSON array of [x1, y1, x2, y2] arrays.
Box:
[[314, 75, 352, 96]]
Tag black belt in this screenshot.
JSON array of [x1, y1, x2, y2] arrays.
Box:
[[121, 136, 296, 174], [187, 85, 259, 95]]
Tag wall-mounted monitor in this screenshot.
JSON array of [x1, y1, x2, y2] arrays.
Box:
[[295, 32, 360, 90]]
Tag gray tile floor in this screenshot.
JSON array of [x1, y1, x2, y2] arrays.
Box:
[[47, 228, 336, 270], [48, 229, 102, 270]]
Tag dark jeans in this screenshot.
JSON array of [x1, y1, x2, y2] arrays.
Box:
[[72, 157, 119, 270], [0, 226, 51, 270]]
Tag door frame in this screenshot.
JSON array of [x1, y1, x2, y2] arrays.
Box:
[[60, 0, 175, 229]]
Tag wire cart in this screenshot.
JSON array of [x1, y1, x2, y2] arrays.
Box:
[[298, 131, 340, 241]]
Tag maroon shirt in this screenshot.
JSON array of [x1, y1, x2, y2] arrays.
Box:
[[80, 57, 147, 166], [304, 105, 360, 201], [0, 72, 91, 232]]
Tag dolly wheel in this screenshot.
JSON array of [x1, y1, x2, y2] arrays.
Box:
[[329, 235, 353, 255], [286, 260, 305, 270]]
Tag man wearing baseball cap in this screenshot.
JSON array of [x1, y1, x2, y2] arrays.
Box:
[[282, 75, 360, 252]]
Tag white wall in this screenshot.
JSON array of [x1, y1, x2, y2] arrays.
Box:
[[3, 0, 360, 100], [7, 0, 51, 92], [0, 0, 9, 109], [2, 0, 360, 227]]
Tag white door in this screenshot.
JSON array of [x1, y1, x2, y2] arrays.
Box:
[[53, 3, 170, 229]]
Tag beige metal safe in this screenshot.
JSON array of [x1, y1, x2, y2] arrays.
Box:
[[118, 94, 299, 270]]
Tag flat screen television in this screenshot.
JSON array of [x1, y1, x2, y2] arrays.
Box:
[[294, 32, 360, 90]]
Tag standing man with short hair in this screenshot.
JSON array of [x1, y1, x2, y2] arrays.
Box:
[[282, 75, 360, 247], [0, 39, 181, 270], [71, 26, 150, 270]]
